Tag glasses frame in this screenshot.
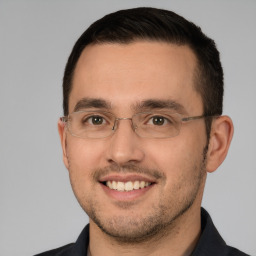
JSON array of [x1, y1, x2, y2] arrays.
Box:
[[60, 110, 217, 139]]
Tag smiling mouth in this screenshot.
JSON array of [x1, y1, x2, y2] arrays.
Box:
[[102, 180, 152, 192]]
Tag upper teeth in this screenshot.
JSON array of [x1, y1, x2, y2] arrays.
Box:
[[106, 181, 151, 192]]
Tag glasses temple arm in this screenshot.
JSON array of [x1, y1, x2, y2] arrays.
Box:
[[182, 115, 217, 122]]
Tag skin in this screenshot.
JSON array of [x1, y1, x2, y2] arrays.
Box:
[[58, 41, 233, 256]]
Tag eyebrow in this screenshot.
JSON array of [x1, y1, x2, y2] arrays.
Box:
[[132, 99, 186, 113], [73, 98, 186, 114], [73, 98, 112, 112]]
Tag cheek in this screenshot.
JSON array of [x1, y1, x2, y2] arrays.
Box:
[[145, 130, 206, 177], [67, 138, 106, 169], [65, 138, 107, 192]]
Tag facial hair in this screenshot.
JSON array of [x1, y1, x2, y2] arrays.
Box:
[[70, 145, 208, 244]]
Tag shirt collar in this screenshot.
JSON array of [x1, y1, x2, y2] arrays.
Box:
[[191, 208, 227, 256]]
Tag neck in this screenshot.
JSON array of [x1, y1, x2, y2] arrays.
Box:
[[89, 205, 201, 256]]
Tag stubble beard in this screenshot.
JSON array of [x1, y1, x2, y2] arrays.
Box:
[[69, 145, 208, 244]]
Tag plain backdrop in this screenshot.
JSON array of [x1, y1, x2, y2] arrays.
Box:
[[0, 1, 255, 255]]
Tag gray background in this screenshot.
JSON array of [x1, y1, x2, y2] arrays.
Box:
[[0, 1, 255, 255]]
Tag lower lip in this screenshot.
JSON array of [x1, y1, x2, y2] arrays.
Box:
[[100, 183, 155, 201]]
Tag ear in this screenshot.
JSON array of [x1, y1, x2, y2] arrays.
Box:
[[58, 119, 69, 169], [206, 115, 234, 173]]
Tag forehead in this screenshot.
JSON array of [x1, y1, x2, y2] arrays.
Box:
[[70, 41, 202, 114]]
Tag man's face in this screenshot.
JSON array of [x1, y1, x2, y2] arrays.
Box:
[[60, 42, 208, 241]]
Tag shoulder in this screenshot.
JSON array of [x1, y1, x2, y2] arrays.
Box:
[[193, 208, 250, 256], [34, 243, 74, 256], [34, 224, 89, 256], [225, 246, 250, 256]]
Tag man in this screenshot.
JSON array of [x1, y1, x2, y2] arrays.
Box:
[[36, 7, 249, 256]]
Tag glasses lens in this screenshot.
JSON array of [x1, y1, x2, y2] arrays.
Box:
[[133, 112, 181, 138], [66, 111, 182, 139], [68, 111, 115, 138]]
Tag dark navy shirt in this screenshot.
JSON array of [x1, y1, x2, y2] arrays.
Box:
[[35, 208, 249, 256]]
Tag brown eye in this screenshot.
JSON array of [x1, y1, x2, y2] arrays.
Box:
[[82, 115, 106, 126], [152, 116, 165, 125], [90, 116, 104, 125]]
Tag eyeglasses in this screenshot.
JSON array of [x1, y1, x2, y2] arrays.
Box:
[[60, 110, 214, 139]]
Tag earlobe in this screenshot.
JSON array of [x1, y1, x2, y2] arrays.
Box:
[[206, 116, 234, 173], [58, 119, 69, 169]]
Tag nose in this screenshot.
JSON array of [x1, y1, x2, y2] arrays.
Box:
[[106, 119, 145, 165]]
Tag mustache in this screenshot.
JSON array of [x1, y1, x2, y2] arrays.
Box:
[[92, 163, 166, 181]]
